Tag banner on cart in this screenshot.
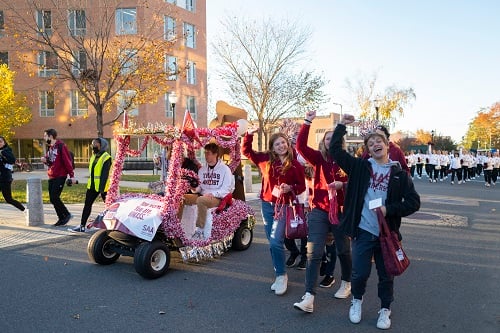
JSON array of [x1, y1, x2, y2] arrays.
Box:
[[103, 197, 163, 242]]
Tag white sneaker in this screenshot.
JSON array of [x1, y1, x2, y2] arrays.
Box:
[[349, 298, 362, 324], [334, 280, 351, 299], [293, 292, 314, 313], [376, 308, 391, 329], [451, 181, 454, 185], [274, 274, 288, 295], [271, 278, 277, 291]]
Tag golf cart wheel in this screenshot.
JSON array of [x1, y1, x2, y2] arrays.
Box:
[[134, 241, 170, 279], [87, 230, 120, 265], [232, 225, 253, 251]]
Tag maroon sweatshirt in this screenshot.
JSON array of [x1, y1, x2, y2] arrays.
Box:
[[242, 133, 306, 203], [44, 140, 74, 179], [296, 124, 347, 212]]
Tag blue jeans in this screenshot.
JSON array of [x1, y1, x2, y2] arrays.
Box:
[[351, 228, 394, 309], [261, 201, 286, 276], [305, 208, 352, 294]]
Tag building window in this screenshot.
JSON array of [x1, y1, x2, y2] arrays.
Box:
[[115, 8, 137, 35], [40, 91, 55, 117], [165, 0, 176, 4], [164, 15, 176, 41], [38, 51, 58, 77], [165, 92, 175, 118], [186, 95, 196, 120], [70, 90, 88, 116], [165, 55, 177, 80], [68, 9, 86, 36], [185, 0, 196, 12], [36, 10, 52, 35], [72, 49, 87, 76], [117, 90, 138, 117], [175, 0, 195, 11], [0, 52, 8, 65], [186, 61, 196, 85], [119, 48, 138, 75], [0, 10, 4, 31], [183, 23, 195, 48]]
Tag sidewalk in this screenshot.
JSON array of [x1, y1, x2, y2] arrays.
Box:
[[0, 169, 261, 249]]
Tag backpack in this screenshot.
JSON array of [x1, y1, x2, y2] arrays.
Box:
[[69, 150, 75, 169], [58, 143, 75, 170]]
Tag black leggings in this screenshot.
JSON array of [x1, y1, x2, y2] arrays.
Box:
[[0, 181, 25, 211]]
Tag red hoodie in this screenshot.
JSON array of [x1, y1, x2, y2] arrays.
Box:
[[296, 124, 347, 212], [44, 140, 74, 179], [242, 133, 306, 203]]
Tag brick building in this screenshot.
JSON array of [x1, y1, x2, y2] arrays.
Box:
[[0, 0, 207, 167]]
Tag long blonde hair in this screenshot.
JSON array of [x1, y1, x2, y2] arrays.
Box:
[[267, 133, 293, 175], [319, 130, 334, 161]]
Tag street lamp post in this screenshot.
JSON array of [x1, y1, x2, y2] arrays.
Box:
[[170, 91, 178, 126], [332, 102, 343, 121], [429, 130, 435, 154], [373, 99, 380, 121]]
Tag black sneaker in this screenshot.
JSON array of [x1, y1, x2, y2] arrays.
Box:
[[319, 275, 335, 288], [296, 258, 307, 270], [54, 214, 73, 226], [286, 254, 298, 267]]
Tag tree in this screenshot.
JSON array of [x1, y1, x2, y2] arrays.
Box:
[[2, 0, 180, 137], [0, 64, 31, 141], [211, 16, 328, 150], [464, 102, 500, 150], [345, 72, 416, 129]]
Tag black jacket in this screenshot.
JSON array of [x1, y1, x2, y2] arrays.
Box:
[[329, 124, 420, 240], [0, 145, 16, 182]]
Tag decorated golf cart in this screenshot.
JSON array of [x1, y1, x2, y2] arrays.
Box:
[[87, 109, 255, 279]]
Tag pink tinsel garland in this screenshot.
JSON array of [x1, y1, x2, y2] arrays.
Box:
[[104, 122, 252, 248]]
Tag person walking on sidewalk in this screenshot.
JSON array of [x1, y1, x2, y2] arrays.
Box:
[[40, 128, 76, 226], [69, 138, 112, 232], [0, 136, 26, 213], [243, 129, 306, 296], [329, 114, 420, 330], [292, 110, 351, 313]]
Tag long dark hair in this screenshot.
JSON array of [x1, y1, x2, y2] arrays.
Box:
[[0, 136, 9, 149]]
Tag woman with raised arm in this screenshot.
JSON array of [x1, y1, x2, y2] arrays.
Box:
[[242, 128, 306, 296], [329, 114, 420, 330], [292, 110, 351, 313]]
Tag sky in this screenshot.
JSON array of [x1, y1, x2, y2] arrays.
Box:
[[205, 0, 500, 142]]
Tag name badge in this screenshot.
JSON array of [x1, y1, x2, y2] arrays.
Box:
[[369, 198, 382, 210]]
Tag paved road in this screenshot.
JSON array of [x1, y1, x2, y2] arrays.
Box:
[[0, 176, 498, 332]]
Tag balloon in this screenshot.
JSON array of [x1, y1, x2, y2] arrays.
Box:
[[236, 119, 248, 136]]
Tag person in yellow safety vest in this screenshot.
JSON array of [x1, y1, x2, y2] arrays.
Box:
[[69, 138, 112, 233]]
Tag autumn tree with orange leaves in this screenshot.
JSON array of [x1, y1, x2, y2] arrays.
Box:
[[464, 103, 500, 150]]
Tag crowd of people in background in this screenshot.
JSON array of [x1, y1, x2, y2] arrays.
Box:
[[404, 149, 499, 187]]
